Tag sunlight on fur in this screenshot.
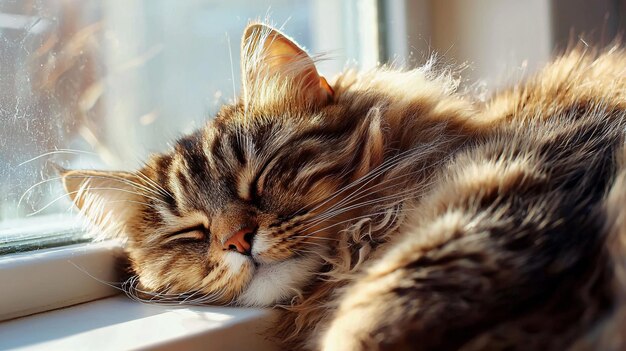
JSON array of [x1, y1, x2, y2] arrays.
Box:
[[61, 23, 626, 350]]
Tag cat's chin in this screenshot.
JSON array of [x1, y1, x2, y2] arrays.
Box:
[[234, 255, 322, 307]]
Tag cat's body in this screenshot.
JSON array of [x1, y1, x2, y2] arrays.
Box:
[[62, 24, 626, 350]]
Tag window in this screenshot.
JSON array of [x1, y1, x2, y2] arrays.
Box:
[[0, 0, 383, 324], [1, 0, 624, 347], [0, 0, 381, 255]]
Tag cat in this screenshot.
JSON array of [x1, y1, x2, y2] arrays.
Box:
[[61, 23, 626, 350]]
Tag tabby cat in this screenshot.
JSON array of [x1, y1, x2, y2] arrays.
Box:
[[61, 24, 626, 350]]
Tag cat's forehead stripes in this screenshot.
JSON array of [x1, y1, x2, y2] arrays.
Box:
[[149, 93, 386, 224], [176, 131, 213, 184], [160, 122, 266, 215], [150, 153, 180, 215], [236, 163, 256, 202], [152, 130, 217, 215], [201, 124, 218, 169], [167, 153, 191, 212]]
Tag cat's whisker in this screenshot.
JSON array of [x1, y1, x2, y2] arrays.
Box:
[[190, 285, 229, 305], [301, 143, 441, 218], [226, 31, 237, 104], [300, 185, 423, 231], [305, 182, 411, 225], [62, 173, 165, 200], [307, 173, 428, 225], [25, 191, 89, 217], [27, 187, 165, 217], [121, 276, 204, 304], [290, 247, 322, 258], [20, 166, 170, 214], [17, 148, 98, 167], [105, 199, 163, 207], [135, 169, 173, 198], [298, 148, 416, 215], [169, 281, 215, 305], [180, 288, 205, 304], [191, 291, 223, 304], [297, 201, 413, 242], [288, 235, 339, 241], [88, 178, 168, 205], [17, 176, 64, 211], [94, 173, 167, 199], [290, 239, 330, 250], [293, 208, 408, 242], [68, 261, 140, 298], [302, 156, 447, 228], [312, 142, 443, 216]]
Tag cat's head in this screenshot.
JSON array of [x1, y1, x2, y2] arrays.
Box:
[[61, 24, 389, 306]]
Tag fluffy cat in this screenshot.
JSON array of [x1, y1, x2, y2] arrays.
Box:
[[61, 23, 626, 350]]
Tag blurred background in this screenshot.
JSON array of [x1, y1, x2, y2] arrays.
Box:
[[1, 0, 625, 251]]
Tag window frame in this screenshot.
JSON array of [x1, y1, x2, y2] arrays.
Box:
[[0, 241, 122, 321]]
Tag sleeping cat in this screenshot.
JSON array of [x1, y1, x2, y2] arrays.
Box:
[[61, 23, 626, 350]]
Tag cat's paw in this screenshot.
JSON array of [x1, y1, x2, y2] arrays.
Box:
[[321, 306, 377, 351], [320, 271, 411, 351], [320, 302, 383, 351]]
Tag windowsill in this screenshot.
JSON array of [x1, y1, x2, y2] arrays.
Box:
[[0, 295, 278, 350], [0, 241, 122, 321]]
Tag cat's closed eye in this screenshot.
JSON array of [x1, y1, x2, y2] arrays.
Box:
[[162, 225, 209, 245]]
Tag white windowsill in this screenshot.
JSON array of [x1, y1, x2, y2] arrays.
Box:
[[0, 295, 278, 350], [0, 241, 122, 321]]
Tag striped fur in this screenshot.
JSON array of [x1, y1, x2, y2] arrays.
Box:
[[62, 24, 626, 350]]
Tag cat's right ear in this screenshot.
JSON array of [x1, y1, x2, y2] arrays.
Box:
[[60, 169, 145, 237], [240, 23, 334, 110]]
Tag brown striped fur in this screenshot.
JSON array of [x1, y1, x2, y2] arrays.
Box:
[[62, 24, 626, 350]]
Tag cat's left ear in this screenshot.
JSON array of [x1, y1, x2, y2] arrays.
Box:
[[60, 169, 145, 238], [241, 23, 334, 109]]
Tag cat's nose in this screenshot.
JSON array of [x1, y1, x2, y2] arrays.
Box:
[[223, 226, 255, 256]]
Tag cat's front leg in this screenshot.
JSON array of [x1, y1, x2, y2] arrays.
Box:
[[320, 212, 508, 351]]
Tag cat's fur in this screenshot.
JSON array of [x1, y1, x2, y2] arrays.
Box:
[[61, 24, 626, 350]]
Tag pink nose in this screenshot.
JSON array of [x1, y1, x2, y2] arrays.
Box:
[[223, 227, 255, 255]]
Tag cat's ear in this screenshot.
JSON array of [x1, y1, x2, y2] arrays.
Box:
[[241, 23, 334, 109], [61, 169, 145, 237]]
